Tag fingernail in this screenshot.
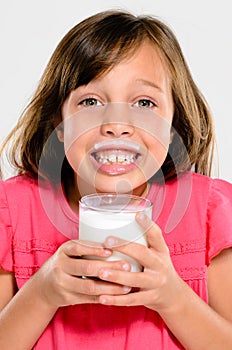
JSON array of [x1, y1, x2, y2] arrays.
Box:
[[137, 212, 146, 222], [136, 212, 152, 228], [102, 271, 108, 279], [123, 286, 131, 293], [105, 237, 116, 247], [122, 263, 130, 271], [104, 249, 112, 256], [100, 297, 107, 304]]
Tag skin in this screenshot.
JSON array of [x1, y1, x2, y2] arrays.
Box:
[[58, 41, 174, 199], [1, 42, 232, 349]]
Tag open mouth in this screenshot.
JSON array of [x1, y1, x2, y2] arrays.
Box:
[[89, 140, 143, 175], [92, 150, 140, 165]]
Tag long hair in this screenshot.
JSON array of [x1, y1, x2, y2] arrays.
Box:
[[0, 10, 214, 182]]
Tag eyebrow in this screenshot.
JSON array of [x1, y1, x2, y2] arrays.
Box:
[[135, 79, 164, 93]]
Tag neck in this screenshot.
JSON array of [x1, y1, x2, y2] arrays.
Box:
[[64, 176, 150, 213]]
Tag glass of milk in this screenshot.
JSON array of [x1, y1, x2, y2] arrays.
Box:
[[79, 193, 153, 272]]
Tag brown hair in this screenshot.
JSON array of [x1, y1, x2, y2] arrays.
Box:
[[0, 10, 215, 182]]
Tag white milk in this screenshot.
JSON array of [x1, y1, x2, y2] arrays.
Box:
[[79, 205, 152, 272]]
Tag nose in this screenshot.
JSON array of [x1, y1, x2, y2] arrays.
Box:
[[100, 122, 135, 137], [100, 103, 135, 137]]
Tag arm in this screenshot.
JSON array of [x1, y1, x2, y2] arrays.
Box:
[[207, 247, 232, 323], [158, 249, 232, 349], [98, 214, 232, 349], [0, 241, 131, 350], [0, 270, 17, 310], [0, 270, 58, 350]]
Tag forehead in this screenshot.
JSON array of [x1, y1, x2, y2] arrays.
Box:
[[122, 41, 168, 75], [91, 42, 171, 91]]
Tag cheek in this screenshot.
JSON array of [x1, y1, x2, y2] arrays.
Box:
[[142, 136, 170, 177], [62, 117, 96, 173], [151, 139, 169, 163], [64, 132, 88, 174], [134, 112, 172, 169], [65, 144, 82, 173]]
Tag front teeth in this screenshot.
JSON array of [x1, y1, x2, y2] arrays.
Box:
[[93, 152, 138, 165]]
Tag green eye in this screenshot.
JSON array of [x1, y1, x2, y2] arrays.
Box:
[[79, 98, 100, 106], [136, 99, 155, 108]]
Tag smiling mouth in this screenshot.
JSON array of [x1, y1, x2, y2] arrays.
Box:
[[91, 150, 140, 165], [89, 140, 143, 175]]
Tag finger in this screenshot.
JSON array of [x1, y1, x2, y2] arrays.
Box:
[[98, 268, 154, 289], [63, 258, 131, 277], [53, 272, 131, 305], [61, 240, 113, 258], [61, 272, 131, 297], [136, 213, 169, 254], [103, 236, 159, 268], [78, 277, 131, 296], [99, 290, 150, 307]]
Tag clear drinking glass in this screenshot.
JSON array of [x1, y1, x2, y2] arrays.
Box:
[[79, 193, 153, 272]]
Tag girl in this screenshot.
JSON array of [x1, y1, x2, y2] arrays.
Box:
[[1, 10, 232, 350]]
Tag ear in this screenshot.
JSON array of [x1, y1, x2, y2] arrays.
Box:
[[56, 124, 64, 142], [169, 129, 174, 144], [53, 116, 64, 142]]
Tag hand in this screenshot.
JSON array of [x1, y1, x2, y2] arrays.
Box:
[[98, 213, 183, 313], [31, 240, 131, 308]]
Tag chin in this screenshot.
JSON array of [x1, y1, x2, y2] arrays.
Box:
[[94, 175, 147, 195]]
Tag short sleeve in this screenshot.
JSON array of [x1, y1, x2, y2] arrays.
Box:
[[207, 178, 232, 264], [0, 181, 13, 271]]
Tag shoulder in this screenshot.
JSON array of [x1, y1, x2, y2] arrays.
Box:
[[189, 173, 232, 219], [149, 171, 232, 234], [0, 174, 38, 190], [173, 171, 213, 192], [170, 172, 232, 215], [0, 174, 39, 204], [188, 172, 232, 211], [195, 174, 232, 263], [159, 171, 232, 200], [187, 172, 232, 194], [149, 171, 214, 208], [0, 174, 59, 216], [208, 176, 232, 205]]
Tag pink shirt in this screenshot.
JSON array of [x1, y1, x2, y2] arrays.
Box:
[[1, 171, 232, 349]]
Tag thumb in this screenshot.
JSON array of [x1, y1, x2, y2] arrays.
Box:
[[136, 213, 169, 254]]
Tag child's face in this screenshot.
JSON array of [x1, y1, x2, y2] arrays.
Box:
[[60, 42, 174, 196]]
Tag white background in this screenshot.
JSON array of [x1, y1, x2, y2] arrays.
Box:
[[0, 0, 231, 182]]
